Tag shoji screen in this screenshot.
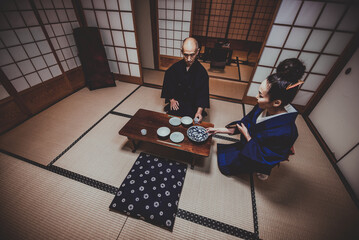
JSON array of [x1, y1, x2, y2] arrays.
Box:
[[246, 0, 357, 108], [34, 0, 81, 72], [158, 0, 192, 57], [81, 0, 140, 77], [0, 0, 63, 94]]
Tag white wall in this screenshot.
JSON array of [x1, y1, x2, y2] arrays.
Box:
[[134, 0, 154, 69]]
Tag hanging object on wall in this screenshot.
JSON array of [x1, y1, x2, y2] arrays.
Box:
[[73, 27, 115, 90]]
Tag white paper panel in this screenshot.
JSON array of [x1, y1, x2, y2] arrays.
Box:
[[182, 22, 190, 31], [338, 145, 359, 198], [174, 40, 181, 48], [57, 9, 68, 22], [175, 11, 182, 21], [18, 60, 35, 75], [166, 48, 173, 56], [301, 73, 325, 91], [5, 12, 25, 28], [252, 66, 272, 83], [174, 21, 182, 30], [30, 27, 46, 41], [44, 53, 57, 66], [160, 47, 166, 54], [292, 90, 313, 106], [1, 64, 22, 79], [247, 83, 260, 98], [62, 23, 73, 34], [38, 10, 48, 24], [9, 46, 27, 62], [101, 29, 114, 45], [174, 49, 181, 57], [0, 49, 14, 66], [337, 5, 359, 31], [121, 12, 134, 31], [316, 3, 346, 29], [167, 20, 174, 30], [166, 39, 173, 48], [258, 47, 280, 67], [93, 0, 105, 9], [166, 30, 173, 38], [50, 64, 62, 76], [266, 25, 290, 47], [52, 24, 64, 36], [175, 31, 183, 40], [285, 27, 311, 50], [45, 25, 55, 37], [106, 0, 118, 10], [0, 30, 20, 47], [11, 77, 29, 92], [0, 85, 10, 100], [159, 20, 165, 29], [38, 68, 52, 81], [158, 9, 166, 19], [15, 28, 33, 44], [127, 48, 138, 63], [158, 0, 165, 8], [129, 64, 140, 77], [183, 11, 191, 22], [108, 60, 119, 73], [298, 52, 318, 71], [295, 1, 323, 27], [159, 38, 166, 47], [183, 0, 192, 11], [32, 56, 47, 70], [72, 21, 80, 29], [303, 30, 331, 52], [41, 0, 54, 8], [159, 29, 165, 38], [58, 36, 69, 48], [119, 0, 132, 11], [66, 9, 77, 21], [56, 50, 64, 61], [274, 0, 301, 25], [46, 10, 59, 23], [51, 38, 60, 50], [105, 46, 116, 60], [25, 72, 42, 86], [175, 0, 183, 9], [84, 10, 97, 27], [54, 0, 65, 8], [21, 11, 38, 26], [67, 35, 75, 46], [70, 46, 78, 56], [96, 11, 109, 28], [62, 47, 73, 59], [167, 10, 174, 20], [181, 31, 189, 40], [116, 47, 127, 62], [75, 56, 80, 66], [324, 32, 353, 55], [118, 62, 129, 75], [109, 12, 122, 30], [124, 31, 136, 48], [81, 0, 93, 8], [276, 50, 299, 67], [167, 0, 175, 9], [311, 55, 338, 75]]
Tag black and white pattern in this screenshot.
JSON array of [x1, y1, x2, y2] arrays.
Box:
[[187, 126, 209, 142], [110, 152, 187, 231]]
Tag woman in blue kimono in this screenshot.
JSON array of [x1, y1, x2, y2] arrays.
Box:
[[207, 58, 306, 180]]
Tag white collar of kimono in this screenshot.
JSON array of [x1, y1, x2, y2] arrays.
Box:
[[256, 104, 297, 124]]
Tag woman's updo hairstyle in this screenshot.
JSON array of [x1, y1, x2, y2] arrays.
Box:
[[266, 58, 306, 106]]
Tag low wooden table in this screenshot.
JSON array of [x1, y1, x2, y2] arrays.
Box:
[[119, 109, 214, 168]]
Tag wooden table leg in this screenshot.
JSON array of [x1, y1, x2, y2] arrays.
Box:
[[128, 138, 140, 153], [191, 156, 196, 169]]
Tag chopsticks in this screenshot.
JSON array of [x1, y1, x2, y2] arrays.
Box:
[[157, 140, 181, 147]]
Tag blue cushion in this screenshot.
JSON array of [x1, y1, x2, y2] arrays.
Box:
[[110, 152, 187, 231]]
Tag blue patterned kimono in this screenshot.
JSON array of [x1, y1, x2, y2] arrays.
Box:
[[217, 104, 298, 176]]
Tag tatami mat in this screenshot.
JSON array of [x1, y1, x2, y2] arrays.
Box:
[[209, 77, 247, 100], [0, 81, 138, 166], [53, 114, 137, 187], [254, 115, 359, 240], [201, 62, 253, 82], [0, 153, 126, 239], [118, 216, 240, 240], [143, 68, 165, 86], [113, 86, 165, 116]]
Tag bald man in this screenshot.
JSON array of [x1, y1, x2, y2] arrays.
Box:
[[161, 37, 210, 122]]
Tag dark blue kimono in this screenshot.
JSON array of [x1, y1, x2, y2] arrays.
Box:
[[161, 59, 210, 118], [217, 104, 298, 176]]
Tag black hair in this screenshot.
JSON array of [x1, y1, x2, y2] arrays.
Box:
[[266, 58, 306, 106]]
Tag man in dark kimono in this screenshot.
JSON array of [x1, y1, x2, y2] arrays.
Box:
[[161, 37, 210, 122]]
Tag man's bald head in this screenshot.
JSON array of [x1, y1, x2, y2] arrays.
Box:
[[182, 37, 200, 67]]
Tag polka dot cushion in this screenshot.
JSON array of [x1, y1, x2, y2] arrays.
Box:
[[110, 152, 188, 231]]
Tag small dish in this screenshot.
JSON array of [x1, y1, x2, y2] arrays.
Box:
[[187, 126, 209, 143], [170, 132, 184, 143], [169, 117, 181, 126], [181, 116, 193, 126], [157, 127, 170, 138]]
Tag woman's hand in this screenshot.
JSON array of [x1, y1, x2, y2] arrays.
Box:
[[170, 99, 179, 111], [236, 123, 251, 141]]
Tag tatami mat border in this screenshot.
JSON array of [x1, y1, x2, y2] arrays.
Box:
[[48, 85, 141, 166]]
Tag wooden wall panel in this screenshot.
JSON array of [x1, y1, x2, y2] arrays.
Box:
[[0, 98, 29, 134]]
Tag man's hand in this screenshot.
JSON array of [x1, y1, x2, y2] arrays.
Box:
[[170, 99, 179, 111], [236, 123, 251, 142], [194, 107, 203, 123]]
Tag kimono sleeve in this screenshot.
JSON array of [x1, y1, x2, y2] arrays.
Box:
[[195, 70, 210, 108], [225, 105, 259, 135], [161, 68, 176, 103]]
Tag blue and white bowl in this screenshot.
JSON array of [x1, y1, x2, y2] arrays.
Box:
[[187, 126, 209, 143]]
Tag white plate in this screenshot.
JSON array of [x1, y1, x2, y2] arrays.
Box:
[[157, 127, 170, 137], [169, 117, 181, 126], [170, 132, 184, 143], [181, 116, 192, 126]]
